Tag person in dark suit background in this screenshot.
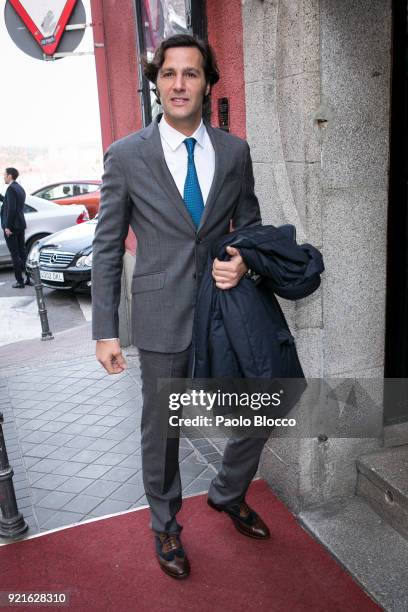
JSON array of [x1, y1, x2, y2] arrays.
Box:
[[92, 35, 271, 580], [0, 167, 29, 288]]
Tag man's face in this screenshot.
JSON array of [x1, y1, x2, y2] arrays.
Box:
[[156, 46, 210, 130], [4, 172, 11, 185]]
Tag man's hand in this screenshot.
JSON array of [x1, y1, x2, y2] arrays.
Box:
[[96, 339, 127, 374], [5, 228, 12, 237], [212, 246, 248, 290]]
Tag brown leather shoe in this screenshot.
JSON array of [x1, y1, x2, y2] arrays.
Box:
[[207, 497, 270, 539], [155, 533, 190, 579]]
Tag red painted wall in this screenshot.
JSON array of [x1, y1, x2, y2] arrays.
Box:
[[90, 0, 141, 254], [90, 0, 142, 151], [206, 0, 246, 138]]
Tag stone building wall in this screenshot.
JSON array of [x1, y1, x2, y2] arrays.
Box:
[[241, 0, 392, 511]]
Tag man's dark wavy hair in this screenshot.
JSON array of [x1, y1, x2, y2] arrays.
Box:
[[5, 167, 19, 180], [141, 34, 220, 114]]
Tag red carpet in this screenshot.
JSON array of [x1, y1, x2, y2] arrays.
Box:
[[0, 480, 379, 611]]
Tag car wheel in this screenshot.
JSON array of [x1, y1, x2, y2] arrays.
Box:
[[25, 234, 49, 253]]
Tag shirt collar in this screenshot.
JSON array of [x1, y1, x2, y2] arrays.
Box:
[[159, 115, 206, 151]]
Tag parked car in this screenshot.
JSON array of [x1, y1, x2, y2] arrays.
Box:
[[32, 180, 101, 218], [0, 195, 89, 267], [26, 216, 97, 293]]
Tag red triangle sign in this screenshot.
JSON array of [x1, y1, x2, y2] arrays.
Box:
[[9, 0, 78, 56]]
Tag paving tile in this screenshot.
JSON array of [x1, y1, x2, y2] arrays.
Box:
[[100, 428, 130, 441], [109, 404, 136, 417], [57, 477, 94, 494], [31, 488, 51, 503], [74, 414, 104, 426], [44, 432, 75, 446], [51, 461, 88, 477], [24, 444, 59, 459], [20, 442, 35, 453], [59, 423, 88, 435], [41, 511, 83, 530], [109, 440, 138, 454], [179, 447, 194, 460], [183, 478, 211, 496], [38, 421, 68, 433], [64, 436, 97, 450], [34, 473, 69, 490], [93, 452, 128, 466], [100, 466, 137, 483], [75, 464, 112, 479], [89, 405, 115, 415], [115, 416, 138, 430], [68, 403, 99, 414], [194, 443, 220, 456], [117, 455, 142, 469], [8, 451, 23, 462], [191, 438, 213, 449], [81, 479, 121, 498], [203, 452, 223, 463], [16, 421, 43, 431], [14, 487, 30, 501], [28, 471, 47, 485], [29, 457, 65, 473], [125, 471, 143, 486], [96, 415, 127, 427], [179, 461, 207, 478], [68, 449, 104, 463], [110, 483, 145, 503], [74, 397, 103, 406], [180, 474, 195, 488], [196, 466, 217, 479], [47, 446, 81, 461], [89, 499, 128, 517], [23, 430, 51, 444], [134, 494, 148, 506], [15, 489, 33, 511], [23, 456, 41, 469], [18, 410, 48, 420], [53, 413, 83, 424], [97, 388, 122, 399], [37, 490, 76, 511], [87, 438, 119, 452], [62, 494, 101, 515], [35, 506, 56, 526], [77, 424, 111, 438]]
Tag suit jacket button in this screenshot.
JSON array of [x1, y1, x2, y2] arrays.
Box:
[[195, 237, 201, 244]]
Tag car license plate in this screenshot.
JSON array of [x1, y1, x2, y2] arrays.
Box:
[[40, 270, 64, 282]]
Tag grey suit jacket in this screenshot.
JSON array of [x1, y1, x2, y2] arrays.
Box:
[[92, 115, 261, 352]]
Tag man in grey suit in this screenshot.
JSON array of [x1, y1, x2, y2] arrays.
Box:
[[92, 34, 270, 579]]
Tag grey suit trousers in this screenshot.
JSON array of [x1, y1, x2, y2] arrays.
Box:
[[138, 347, 270, 534]]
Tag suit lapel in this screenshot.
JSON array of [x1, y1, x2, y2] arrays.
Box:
[[197, 124, 229, 232], [140, 117, 196, 233]]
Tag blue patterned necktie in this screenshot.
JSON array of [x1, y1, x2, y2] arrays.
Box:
[[183, 137, 204, 228]]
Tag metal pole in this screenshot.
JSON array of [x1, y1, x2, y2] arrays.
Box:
[[31, 264, 54, 341], [0, 413, 28, 539]]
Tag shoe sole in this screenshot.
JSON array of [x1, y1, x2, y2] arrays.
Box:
[[208, 497, 270, 539]]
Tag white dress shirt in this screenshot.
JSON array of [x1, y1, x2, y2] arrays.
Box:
[[158, 115, 215, 204]]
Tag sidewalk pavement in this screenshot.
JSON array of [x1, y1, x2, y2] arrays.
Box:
[[0, 323, 224, 538]]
